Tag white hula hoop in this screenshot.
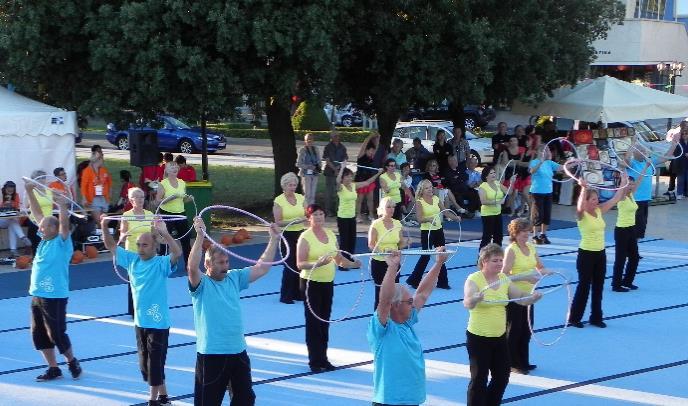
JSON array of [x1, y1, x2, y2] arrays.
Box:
[[197, 205, 289, 265], [368, 221, 408, 287], [543, 137, 579, 183], [636, 137, 683, 160], [278, 217, 307, 275], [154, 193, 198, 241], [304, 249, 366, 323], [608, 138, 657, 177], [427, 208, 461, 262], [527, 271, 573, 347], [562, 158, 630, 191], [21, 176, 88, 220]]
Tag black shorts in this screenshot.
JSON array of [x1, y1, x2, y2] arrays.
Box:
[[31, 296, 72, 353], [194, 351, 255, 406], [135, 326, 170, 386]]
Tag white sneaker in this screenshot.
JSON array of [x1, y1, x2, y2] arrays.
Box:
[[678, 195, 684, 200]]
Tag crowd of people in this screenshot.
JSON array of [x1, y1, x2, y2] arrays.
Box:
[[8, 120, 681, 406]]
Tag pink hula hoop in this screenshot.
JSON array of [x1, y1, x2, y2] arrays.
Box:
[[543, 137, 578, 183], [562, 158, 630, 191], [198, 205, 289, 265]]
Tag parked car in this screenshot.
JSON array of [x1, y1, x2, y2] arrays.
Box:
[[399, 103, 496, 130], [393, 120, 494, 165], [323, 103, 364, 127], [106, 116, 227, 154]]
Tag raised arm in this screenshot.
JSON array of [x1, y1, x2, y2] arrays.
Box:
[[375, 251, 402, 326], [55, 193, 70, 240], [187, 217, 206, 289], [154, 219, 182, 265], [24, 183, 45, 224], [249, 224, 281, 282], [335, 162, 346, 191], [101, 215, 118, 255], [600, 171, 629, 214], [576, 180, 588, 219], [414, 248, 449, 311]]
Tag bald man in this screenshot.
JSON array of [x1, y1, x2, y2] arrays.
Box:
[[367, 248, 449, 406], [25, 182, 82, 382], [102, 216, 181, 406]]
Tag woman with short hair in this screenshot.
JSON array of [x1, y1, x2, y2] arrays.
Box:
[[156, 162, 192, 260], [121, 187, 154, 316]]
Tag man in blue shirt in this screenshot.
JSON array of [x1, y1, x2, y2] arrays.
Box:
[[367, 248, 449, 406], [25, 182, 82, 382], [188, 217, 280, 405], [622, 139, 678, 239], [102, 216, 181, 406]]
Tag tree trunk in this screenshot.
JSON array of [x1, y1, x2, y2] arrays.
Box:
[[449, 99, 466, 135], [200, 113, 209, 181], [376, 110, 398, 156], [266, 96, 298, 197]]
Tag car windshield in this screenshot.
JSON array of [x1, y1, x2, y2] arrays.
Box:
[[164, 116, 191, 130]]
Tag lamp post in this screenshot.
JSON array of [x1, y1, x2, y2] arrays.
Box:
[[656, 61, 685, 130]]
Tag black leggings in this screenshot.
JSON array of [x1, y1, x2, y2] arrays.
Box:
[[480, 214, 503, 250], [406, 228, 448, 287], [337, 217, 357, 262], [371, 258, 399, 310], [613, 226, 639, 288], [135, 327, 169, 387], [194, 351, 255, 406], [466, 331, 510, 406], [158, 208, 191, 262], [634, 201, 649, 239], [569, 249, 606, 323], [280, 230, 302, 302], [506, 302, 533, 369], [300, 279, 333, 368], [530, 193, 552, 226]]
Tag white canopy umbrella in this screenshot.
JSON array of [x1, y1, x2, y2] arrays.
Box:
[[512, 75, 688, 123]]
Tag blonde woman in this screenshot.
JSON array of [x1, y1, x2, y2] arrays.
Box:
[[156, 162, 193, 260], [463, 244, 542, 405], [296, 133, 321, 205], [120, 187, 155, 316], [368, 197, 407, 309], [405, 179, 459, 289], [273, 172, 308, 304]]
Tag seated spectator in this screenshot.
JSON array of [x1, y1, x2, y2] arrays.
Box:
[[0, 181, 30, 256], [444, 156, 479, 218], [424, 159, 463, 215], [175, 155, 197, 182], [460, 157, 482, 216], [113, 170, 136, 213], [405, 137, 432, 171], [399, 163, 418, 226], [139, 152, 164, 204]]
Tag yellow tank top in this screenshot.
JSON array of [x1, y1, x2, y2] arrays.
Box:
[[479, 182, 504, 216], [29, 189, 53, 223], [370, 218, 401, 261], [337, 184, 357, 219], [467, 271, 510, 337], [274, 193, 306, 232], [616, 195, 637, 228], [507, 242, 538, 293], [419, 195, 441, 231], [123, 209, 154, 252], [159, 178, 186, 213], [299, 228, 337, 282], [379, 172, 402, 204], [578, 208, 605, 251]]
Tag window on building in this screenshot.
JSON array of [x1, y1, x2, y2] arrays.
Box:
[[677, 0, 688, 17], [634, 0, 667, 19]]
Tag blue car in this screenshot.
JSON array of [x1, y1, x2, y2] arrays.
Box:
[[106, 116, 227, 154]]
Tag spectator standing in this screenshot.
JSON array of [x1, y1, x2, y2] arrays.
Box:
[[356, 134, 381, 222], [322, 132, 348, 217], [80, 154, 112, 225], [296, 133, 322, 206], [491, 122, 510, 163], [405, 137, 432, 172], [433, 130, 453, 173], [451, 127, 472, 169], [175, 155, 197, 182]]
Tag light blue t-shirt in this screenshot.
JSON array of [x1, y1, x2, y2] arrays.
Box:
[[367, 308, 425, 405], [529, 159, 560, 194], [116, 247, 175, 329], [190, 269, 251, 354], [387, 151, 407, 167], [29, 235, 73, 299], [627, 157, 658, 202]]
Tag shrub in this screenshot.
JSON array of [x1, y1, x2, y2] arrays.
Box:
[[291, 100, 331, 131]]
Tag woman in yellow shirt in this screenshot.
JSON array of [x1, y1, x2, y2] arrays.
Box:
[[296, 204, 361, 372], [336, 164, 381, 268], [478, 166, 511, 250], [379, 158, 411, 220], [502, 218, 546, 375], [612, 162, 650, 292], [120, 187, 154, 316], [155, 162, 193, 260], [273, 172, 308, 304], [463, 244, 541, 406], [406, 180, 460, 289], [569, 174, 627, 328], [367, 197, 408, 310]]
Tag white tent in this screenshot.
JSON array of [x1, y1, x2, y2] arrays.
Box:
[[512, 75, 688, 123], [0, 86, 77, 191]]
